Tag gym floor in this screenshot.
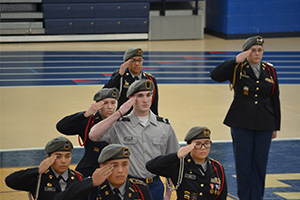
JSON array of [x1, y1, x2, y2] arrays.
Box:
[[1, 34, 300, 199]]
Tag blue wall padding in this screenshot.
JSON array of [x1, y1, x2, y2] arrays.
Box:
[[43, 2, 149, 34], [206, 0, 300, 35], [44, 18, 148, 34], [43, 3, 149, 19]]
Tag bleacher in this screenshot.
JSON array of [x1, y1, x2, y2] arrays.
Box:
[[0, 0, 205, 42], [0, 0, 44, 35], [1, 0, 299, 42]]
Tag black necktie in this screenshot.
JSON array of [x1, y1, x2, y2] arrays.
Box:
[[113, 188, 121, 200], [58, 175, 66, 182], [134, 76, 139, 80], [58, 175, 67, 191]]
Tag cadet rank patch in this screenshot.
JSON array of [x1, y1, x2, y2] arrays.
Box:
[[129, 178, 146, 186], [156, 116, 170, 124]]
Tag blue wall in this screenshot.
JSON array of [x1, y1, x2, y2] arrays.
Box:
[[206, 0, 300, 38]]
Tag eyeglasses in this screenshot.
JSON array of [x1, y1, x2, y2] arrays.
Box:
[[130, 59, 144, 64], [193, 141, 212, 149]]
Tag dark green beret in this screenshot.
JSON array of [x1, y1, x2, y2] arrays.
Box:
[[93, 88, 120, 102], [126, 79, 154, 97], [123, 48, 143, 61], [184, 126, 211, 144], [98, 144, 130, 163], [45, 137, 73, 155], [242, 35, 264, 51]]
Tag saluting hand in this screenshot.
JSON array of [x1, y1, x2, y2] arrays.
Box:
[[119, 60, 131, 76], [84, 101, 104, 117], [118, 96, 135, 117], [177, 143, 196, 159], [92, 164, 113, 187], [236, 49, 251, 63], [39, 154, 57, 174]]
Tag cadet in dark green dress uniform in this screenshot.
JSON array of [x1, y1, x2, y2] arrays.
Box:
[[5, 137, 83, 200], [56, 88, 119, 177], [210, 36, 281, 200], [103, 48, 159, 115], [146, 126, 227, 200], [54, 144, 152, 200]]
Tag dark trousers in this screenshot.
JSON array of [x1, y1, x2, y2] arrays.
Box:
[[148, 177, 164, 200], [231, 128, 273, 200]]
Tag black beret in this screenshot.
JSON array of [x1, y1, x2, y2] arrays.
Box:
[[126, 79, 154, 97], [242, 35, 264, 51], [184, 126, 211, 144], [45, 137, 73, 155], [98, 144, 130, 163], [123, 48, 143, 61], [93, 88, 119, 102]]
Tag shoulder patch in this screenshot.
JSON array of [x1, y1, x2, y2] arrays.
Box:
[[263, 61, 274, 68], [71, 170, 83, 176], [265, 61, 273, 66], [156, 116, 170, 124], [71, 170, 83, 180], [110, 69, 120, 76], [210, 158, 224, 170], [210, 158, 220, 164], [129, 178, 147, 186], [144, 72, 155, 78], [100, 184, 107, 190]]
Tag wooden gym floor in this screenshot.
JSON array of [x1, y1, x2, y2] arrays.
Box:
[[0, 34, 300, 199]]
